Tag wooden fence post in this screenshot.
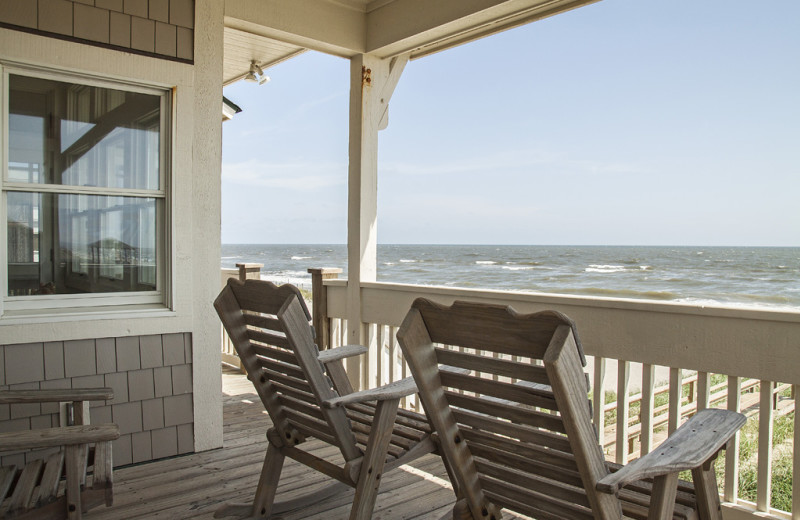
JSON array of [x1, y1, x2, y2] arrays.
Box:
[[308, 268, 342, 350], [237, 263, 263, 282]]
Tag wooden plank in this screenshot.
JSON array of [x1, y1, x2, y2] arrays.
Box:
[[616, 360, 630, 464], [0, 465, 16, 505], [697, 371, 710, 412], [255, 356, 306, 380], [480, 477, 595, 520], [444, 391, 566, 433], [282, 408, 336, 445], [668, 368, 682, 434], [396, 306, 499, 520], [279, 297, 361, 462], [0, 388, 114, 404], [243, 312, 282, 331], [5, 459, 43, 517], [647, 473, 679, 520], [93, 440, 114, 506], [414, 298, 583, 361], [597, 409, 745, 494], [279, 395, 327, 422], [593, 356, 606, 446], [350, 398, 400, 520], [474, 457, 590, 507], [0, 424, 119, 451], [757, 380, 774, 512], [439, 370, 558, 410], [724, 375, 741, 503], [227, 278, 311, 320], [435, 347, 550, 384], [461, 427, 579, 474], [452, 406, 573, 453], [35, 450, 65, 507], [250, 342, 296, 365], [794, 385, 799, 520], [544, 324, 623, 518], [641, 363, 655, 456]]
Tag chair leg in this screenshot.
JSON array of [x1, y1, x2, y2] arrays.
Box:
[[692, 459, 724, 520], [648, 473, 678, 520], [252, 442, 286, 518], [349, 398, 400, 520]]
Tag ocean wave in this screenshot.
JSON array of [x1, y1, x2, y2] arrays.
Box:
[[502, 266, 536, 271], [476, 261, 497, 265], [561, 287, 679, 300], [291, 256, 312, 260], [585, 265, 627, 273], [400, 259, 417, 263]]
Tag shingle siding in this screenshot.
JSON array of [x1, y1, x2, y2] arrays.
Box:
[[0, 332, 194, 467], [0, 0, 193, 61]]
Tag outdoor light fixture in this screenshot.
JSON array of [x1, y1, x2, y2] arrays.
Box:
[[245, 60, 270, 85]]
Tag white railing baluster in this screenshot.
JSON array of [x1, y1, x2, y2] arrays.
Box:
[[641, 363, 655, 455], [697, 371, 710, 412], [593, 357, 606, 446], [366, 323, 377, 391], [668, 368, 682, 434], [725, 375, 741, 503], [757, 380, 774, 512], [389, 326, 398, 384], [376, 324, 385, 387], [793, 384, 799, 520], [616, 361, 630, 464]]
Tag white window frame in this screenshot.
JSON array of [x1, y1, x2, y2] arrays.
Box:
[[0, 62, 172, 317]]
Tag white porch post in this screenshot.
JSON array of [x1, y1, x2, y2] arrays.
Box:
[[346, 53, 407, 390]]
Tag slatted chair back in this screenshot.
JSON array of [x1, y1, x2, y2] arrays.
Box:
[[398, 298, 748, 520], [214, 278, 361, 463], [397, 298, 598, 520]]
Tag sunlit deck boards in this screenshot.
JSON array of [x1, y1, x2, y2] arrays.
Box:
[[90, 367, 461, 520]]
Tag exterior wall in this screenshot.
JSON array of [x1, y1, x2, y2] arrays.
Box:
[[0, 0, 223, 462], [0, 333, 194, 467], [0, 0, 194, 61]]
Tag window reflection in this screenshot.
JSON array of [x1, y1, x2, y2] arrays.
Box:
[[8, 75, 160, 190], [7, 193, 158, 295]]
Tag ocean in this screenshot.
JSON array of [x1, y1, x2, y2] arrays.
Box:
[[221, 244, 800, 310]]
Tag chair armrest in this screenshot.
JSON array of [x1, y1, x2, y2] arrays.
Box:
[[0, 388, 114, 404], [596, 409, 745, 495], [317, 344, 368, 365], [322, 377, 418, 408], [0, 424, 120, 451]]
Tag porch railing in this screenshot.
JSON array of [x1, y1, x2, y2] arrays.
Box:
[[219, 267, 799, 520], [318, 274, 799, 520]]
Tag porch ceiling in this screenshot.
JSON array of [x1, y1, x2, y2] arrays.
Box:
[[223, 0, 600, 82], [223, 27, 306, 86]]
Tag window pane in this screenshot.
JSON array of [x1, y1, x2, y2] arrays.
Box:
[[8, 75, 161, 190], [7, 192, 158, 296]]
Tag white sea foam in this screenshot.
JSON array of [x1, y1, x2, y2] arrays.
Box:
[[502, 266, 535, 271], [586, 265, 627, 273], [400, 259, 417, 263], [476, 261, 497, 265], [291, 256, 312, 260]]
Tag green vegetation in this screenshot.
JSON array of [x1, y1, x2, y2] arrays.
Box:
[[597, 375, 794, 513]]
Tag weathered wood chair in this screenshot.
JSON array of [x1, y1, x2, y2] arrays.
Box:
[[0, 388, 119, 519], [214, 278, 436, 520], [397, 298, 746, 520]]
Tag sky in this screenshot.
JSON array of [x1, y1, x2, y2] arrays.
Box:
[[221, 0, 800, 246]]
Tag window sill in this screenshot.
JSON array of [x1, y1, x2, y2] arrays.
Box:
[[0, 304, 176, 325]]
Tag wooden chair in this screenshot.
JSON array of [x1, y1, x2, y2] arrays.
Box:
[[214, 278, 436, 520], [0, 388, 119, 519], [397, 298, 746, 520]]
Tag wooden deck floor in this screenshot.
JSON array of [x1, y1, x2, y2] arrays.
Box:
[[90, 366, 463, 519]]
